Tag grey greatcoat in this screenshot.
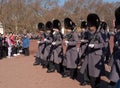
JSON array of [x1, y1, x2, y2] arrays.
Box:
[[101, 30, 110, 59], [42, 33, 53, 61], [49, 32, 63, 64], [36, 33, 46, 59], [80, 30, 105, 77], [62, 31, 79, 69], [109, 31, 120, 83]]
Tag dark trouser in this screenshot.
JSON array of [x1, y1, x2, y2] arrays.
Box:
[[89, 76, 100, 88], [41, 60, 48, 68], [107, 81, 116, 88], [70, 68, 77, 79], [2, 46, 8, 58], [23, 47, 29, 56], [47, 61, 55, 70], [0, 47, 2, 59], [55, 63, 63, 73], [83, 66, 90, 83], [12, 46, 17, 55], [63, 66, 77, 79]]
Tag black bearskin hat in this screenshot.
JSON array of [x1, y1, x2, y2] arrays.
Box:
[[81, 21, 87, 29], [102, 22, 107, 30], [53, 19, 61, 30], [38, 22, 44, 31], [45, 21, 53, 31], [87, 13, 100, 28], [115, 6, 120, 29], [64, 17, 75, 30]]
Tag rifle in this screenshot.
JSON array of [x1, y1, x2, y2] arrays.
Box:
[[78, 22, 103, 66], [47, 32, 62, 60]]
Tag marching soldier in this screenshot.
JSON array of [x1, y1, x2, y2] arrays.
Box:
[[62, 17, 79, 79], [108, 6, 120, 88], [100, 22, 110, 64], [42, 21, 53, 68], [47, 19, 63, 73], [79, 13, 105, 88], [79, 21, 90, 85], [33, 22, 46, 66]]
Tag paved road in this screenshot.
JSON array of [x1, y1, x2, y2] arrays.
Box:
[[0, 40, 91, 88]]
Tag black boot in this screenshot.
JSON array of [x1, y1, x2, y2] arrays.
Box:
[[33, 57, 41, 66], [70, 68, 77, 80], [47, 61, 55, 73], [42, 61, 48, 68], [62, 67, 70, 78]]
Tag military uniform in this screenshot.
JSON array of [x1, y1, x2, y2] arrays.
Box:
[[100, 22, 110, 63], [62, 18, 79, 79], [47, 19, 63, 73], [33, 22, 46, 66], [42, 21, 53, 68], [79, 21, 90, 85], [80, 14, 105, 88], [108, 6, 120, 88]]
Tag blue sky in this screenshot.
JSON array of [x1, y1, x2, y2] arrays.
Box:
[[59, 0, 120, 6], [103, 0, 120, 2]]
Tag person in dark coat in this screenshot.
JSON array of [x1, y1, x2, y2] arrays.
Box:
[[79, 21, 90, 85], [79, 13, 105, 88], [62, 17, 79, 79], [33, 22, 46, 65], [100, 21, 110, 64], [108, 6, 120, 88], [47, 19, 63, 73], [2, 36, 8, 58], [42, 21, 53, 68]]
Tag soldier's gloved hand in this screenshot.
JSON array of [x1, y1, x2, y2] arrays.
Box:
[[37, 41, 40, 43], [44, 38, 47, 41], [81, 39, 86, 42], [65, 40, 69, 45], [52, 42, 56, 45], [88, 44, 94, 48], [53, 31, 56, 35], [81, 39, 88, 43]]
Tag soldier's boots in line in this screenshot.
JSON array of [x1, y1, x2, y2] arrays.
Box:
[[62, 68, 78, 80], [47, 61, 55, 73], [33, 57, 41, 66], [42, 61, 48, 68]]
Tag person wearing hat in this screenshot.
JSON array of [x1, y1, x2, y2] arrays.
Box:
[[41, 21, 53, 68], [79, 13, 105, 88], [100, 22, 110, 64], [79, 21, 91, 85], [108, 6, 120, 88], [47, 19, 63, 73], [62, 17, 79, 79], [33, 22, 46, 65]]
